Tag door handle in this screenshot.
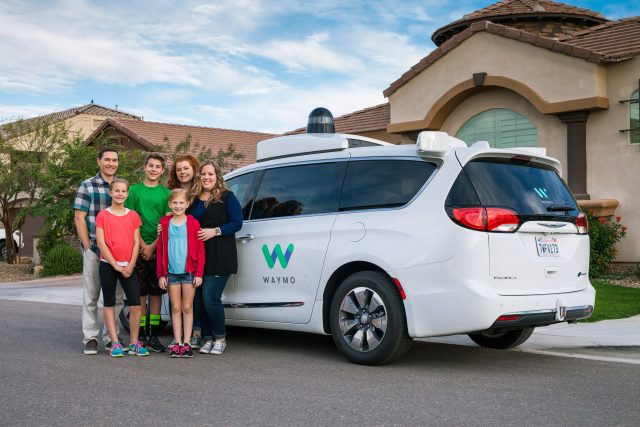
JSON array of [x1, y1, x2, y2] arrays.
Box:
[[236, 234, 255, 242]]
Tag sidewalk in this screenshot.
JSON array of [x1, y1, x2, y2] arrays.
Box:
[[2, 275, 640, 364]]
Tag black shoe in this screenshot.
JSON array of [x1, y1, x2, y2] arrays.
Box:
[[84, 339, 98, 355], [139, 335, 148, 348], [181, 343, 194, 358], [147, 335, 166, 352]]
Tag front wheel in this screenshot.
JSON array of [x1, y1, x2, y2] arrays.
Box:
[[468, 327, 534, 349], [330, 271, 412, 365]]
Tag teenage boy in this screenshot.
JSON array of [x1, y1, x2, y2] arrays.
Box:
[[74, 147, 124, 355], [125, 153, 171, 352]]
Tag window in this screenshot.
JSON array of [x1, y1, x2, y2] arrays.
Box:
[[339, 160, 437, 211], [447, 159, 577, 218], [225, 172, 257, 219], [456, 109, 537, 148], [630, 90, 639, 145], [250, 162, 343, 220]]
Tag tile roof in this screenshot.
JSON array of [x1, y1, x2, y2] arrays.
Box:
[[87, 118, 277, 167], [285, 103, 390, 135], [432, 0, 606, 46], [558, 17, 640, 60], [385, 20, 621, 98]]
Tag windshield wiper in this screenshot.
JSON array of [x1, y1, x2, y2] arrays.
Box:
[[546, 205, 576, 212]]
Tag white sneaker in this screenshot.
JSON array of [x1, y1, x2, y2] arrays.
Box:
[[211, 340, 226, 355], [200, 340, 213, 354]]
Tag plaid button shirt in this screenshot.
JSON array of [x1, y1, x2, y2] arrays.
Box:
[[73, 173, 111, 253]]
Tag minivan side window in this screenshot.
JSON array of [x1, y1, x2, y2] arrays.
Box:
[[250, 162, 343, 220], [226, 171, 257, 220], [339, 159, 437, 211]]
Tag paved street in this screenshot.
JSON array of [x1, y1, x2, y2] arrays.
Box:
[[1, 283, 640, 426]]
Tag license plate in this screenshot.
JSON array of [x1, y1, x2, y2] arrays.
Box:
[[536, 236, 560, 257]]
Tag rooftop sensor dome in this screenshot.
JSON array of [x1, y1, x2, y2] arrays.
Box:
[[306, 107, 335, 134]]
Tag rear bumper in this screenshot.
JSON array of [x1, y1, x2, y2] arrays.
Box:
[[478, 305, 593, 333]]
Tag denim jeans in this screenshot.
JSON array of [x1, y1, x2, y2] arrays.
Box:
[[200, 275, 229, 340], [193, 286, 202, 330]]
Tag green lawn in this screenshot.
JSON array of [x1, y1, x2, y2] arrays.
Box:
[[583, 280, 640, 322]]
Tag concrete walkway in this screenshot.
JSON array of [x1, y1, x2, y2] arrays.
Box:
[[2, 275, 639, 364]]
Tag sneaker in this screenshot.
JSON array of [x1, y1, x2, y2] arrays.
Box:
[[199, 340, 213, 354], [211, 340, 226, 355], [128, 341, 150, 356], [84, 339, 98, 355], [105, 337, 124, 351], [110, 342, 125, 358], [190, 335, 202, 349], [168, 344, 181, 358], [181, 343, 194, 358], [147, 335, 166, 353], [139, 335, 148, 348]]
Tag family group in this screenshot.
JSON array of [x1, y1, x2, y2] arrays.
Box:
[[73, 147, 242, 358]]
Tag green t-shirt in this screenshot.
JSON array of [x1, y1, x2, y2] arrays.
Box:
[[124, 182, 171, 245]]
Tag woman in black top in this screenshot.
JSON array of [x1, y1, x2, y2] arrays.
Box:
[[187, 160, 242, 355]]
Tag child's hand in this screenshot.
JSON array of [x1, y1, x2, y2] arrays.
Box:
[[193, 276, 202, 287], [157, 224, 162, 234], [159, 277, 167, 290], [141, 245, 154, 260], [122, 264, 134, 278]]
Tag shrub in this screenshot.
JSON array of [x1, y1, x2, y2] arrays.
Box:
[[588, 214, 627, 278], [41, 242, 83, 277]]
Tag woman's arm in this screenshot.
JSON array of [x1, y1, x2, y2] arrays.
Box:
[[219, 192, 243, 235]]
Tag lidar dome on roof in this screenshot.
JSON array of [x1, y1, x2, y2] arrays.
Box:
[[432, 0, 608, 46]]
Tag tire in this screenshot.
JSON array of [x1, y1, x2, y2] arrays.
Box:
[[0, 241, 6, 262], [329, 271, 412, 365], [468, 327, 534, 349], [118, 302, 168, 334]]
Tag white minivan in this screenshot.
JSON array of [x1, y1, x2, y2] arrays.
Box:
[[219, 131, 594, 365]]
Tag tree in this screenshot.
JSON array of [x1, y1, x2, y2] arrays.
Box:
[[0, 119, 68, 263]]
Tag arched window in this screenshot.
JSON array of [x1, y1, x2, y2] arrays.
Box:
[[630, 90, 639, 144], [456, 109, 537, 148]]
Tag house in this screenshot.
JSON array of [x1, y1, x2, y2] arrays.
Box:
[[322, 0, 639, 262], [84, 118, 277, 170]]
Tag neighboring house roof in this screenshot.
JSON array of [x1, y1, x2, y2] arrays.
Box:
[[385, 19, 632, 98], [432, 0, 607, 45], [558, 17, 640, 60], [86, 118, 277, 166], [285, 103, 390, 135]]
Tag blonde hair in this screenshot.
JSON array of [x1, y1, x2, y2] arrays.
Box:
[[109, 177, 129, 191], [190, 160, 228, 206], [169, 188, 189, 202]]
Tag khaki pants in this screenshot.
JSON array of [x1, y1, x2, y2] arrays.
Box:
[[82, 250, 124, 344]]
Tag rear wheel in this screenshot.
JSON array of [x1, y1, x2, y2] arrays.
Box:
[[0, 241, 6, 262], [330, 271, 412, 365], [468, 327, 534, 349]]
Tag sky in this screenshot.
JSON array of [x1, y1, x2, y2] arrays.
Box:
[[1, 0, 638, 134]]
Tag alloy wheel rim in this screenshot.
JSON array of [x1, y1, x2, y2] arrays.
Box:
[[338, 287, 387, 352]]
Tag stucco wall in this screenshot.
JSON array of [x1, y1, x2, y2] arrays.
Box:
[[586, 58, 640, 261], [389, 32, 605, 124]]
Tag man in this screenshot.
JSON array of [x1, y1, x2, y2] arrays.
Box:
[[125, 153, 171, 352], [74, 147, 124, 355]]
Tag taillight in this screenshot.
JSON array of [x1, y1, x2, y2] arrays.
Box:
[[451, 207, 520, 232], [575, 212, 588, 234]]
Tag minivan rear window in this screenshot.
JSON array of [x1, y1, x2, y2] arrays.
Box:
[[340, 159, 437, 211], [446, 158, 578, 217]]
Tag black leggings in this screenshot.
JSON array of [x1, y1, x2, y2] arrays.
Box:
[[99, 262, 141, 307]]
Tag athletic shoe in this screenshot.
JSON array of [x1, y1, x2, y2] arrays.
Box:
[[211, 340, 226, 355], [104, 337, 124, 351], [181, 343, 194, 358], [110, 343, 125, 358], [168, 344, 181, 358], [84, 339, 98, 355], [128, 341, 150, 356], [139, 335, 148, 348], [199, 340, 213, 354], [147, 335, 166, 353], [190, 335, 202, 349]]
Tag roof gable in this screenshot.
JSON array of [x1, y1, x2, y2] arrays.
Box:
[[559, 17, 640, 60]]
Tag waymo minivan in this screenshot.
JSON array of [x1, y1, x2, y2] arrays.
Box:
[[221, 130, 594, 365]]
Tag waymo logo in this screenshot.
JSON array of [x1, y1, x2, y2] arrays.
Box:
[[262, 244, 295, 269], [534, 187, 549, 199]]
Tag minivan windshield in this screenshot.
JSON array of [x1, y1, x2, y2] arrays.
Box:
[[450, 158, 578, 217]]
